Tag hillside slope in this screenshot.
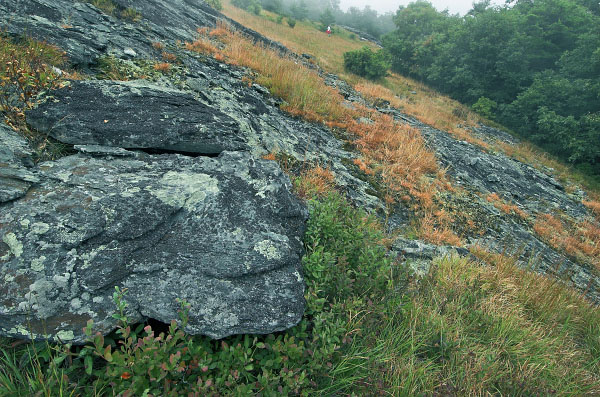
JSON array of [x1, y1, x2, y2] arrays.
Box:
[[1, 0, 599, 394]]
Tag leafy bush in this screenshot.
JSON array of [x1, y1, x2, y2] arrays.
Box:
[[205, 0, 223, 11], [287, 17, 297, 28], [471, 96, 497, 119], [232, 0, 262, 14], [343, 46, 390, 80]]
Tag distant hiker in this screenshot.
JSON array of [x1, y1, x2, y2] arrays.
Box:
[[326, 25, 331, 36]]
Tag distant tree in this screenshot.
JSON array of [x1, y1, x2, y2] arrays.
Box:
[[319, 7, 335, 31], [290, 0, 308, 20], [261, 0, 282, 13], [205, 0, 222, 10], [343, 46, 390, 80]]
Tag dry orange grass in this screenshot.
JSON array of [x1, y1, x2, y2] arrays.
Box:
[[355, 76, 491, 151], [161, 51, 177, 62], [583, 200, 600, 220], [219, 30, 350, 123], [152, 41, 164, 50], [153, 62, 171, 72], [185, 29, 219, 55], [220, 0, 373, 75], [534, 213, 600, 270], [486, 192, 529, 219], [295, 165, 336, 199]]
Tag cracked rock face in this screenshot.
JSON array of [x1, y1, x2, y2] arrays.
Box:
[[0, 125, 38, 203], [0, 151, 307, 342]]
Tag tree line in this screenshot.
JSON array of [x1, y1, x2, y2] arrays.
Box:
[[382, 0, 599, 175], [231, 0, 396, 37]]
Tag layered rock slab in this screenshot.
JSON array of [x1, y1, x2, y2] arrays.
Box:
[[27, 80, 244, 154], [0, 151, 307, 343]]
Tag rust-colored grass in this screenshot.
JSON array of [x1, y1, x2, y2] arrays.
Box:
[[295, 166, 336, 199], [486, 192, 529, 219], [152, 41, 164, 50], [534, 213, 600, 270], [583, 200, 600, 219], [153, 62, 171, 72], [185, 29, 218, 55], [161, 51, 177, 62], [356, 76, 491, 150]]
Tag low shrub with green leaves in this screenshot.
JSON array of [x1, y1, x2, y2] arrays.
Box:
[[205, 0, 223, 11], [343, 46, 390, 80], [81, 0, 141, 22], [231, 0, 261, 15]]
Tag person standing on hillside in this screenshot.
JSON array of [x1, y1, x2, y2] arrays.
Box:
[[326, 25, 331, 36]]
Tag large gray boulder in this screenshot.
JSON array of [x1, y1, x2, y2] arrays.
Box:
[[0, 150, 307, 343]]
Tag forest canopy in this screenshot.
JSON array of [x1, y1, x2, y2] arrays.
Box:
[[382, 0, 600, 175]]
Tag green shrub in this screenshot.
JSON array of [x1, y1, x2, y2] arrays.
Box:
[[471, 96, 497, 119], [343, 46, 390, 80], [287, 17, 297, 28], [120, 7, 141, 22], [205, 0, 223, 11]]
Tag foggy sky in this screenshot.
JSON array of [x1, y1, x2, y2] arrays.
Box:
[[338, 0, 507, 16]]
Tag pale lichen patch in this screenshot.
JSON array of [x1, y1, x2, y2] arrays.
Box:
[[2, 232, 23, 260], [56, 329, 75, 341], [253, 240, 282, 260], [31, 256, 47, 272], [148, 172, 219, 210], [31, 222, 51, 235]]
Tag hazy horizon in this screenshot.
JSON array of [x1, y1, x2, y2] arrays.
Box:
[[338, 0, 507, 16]]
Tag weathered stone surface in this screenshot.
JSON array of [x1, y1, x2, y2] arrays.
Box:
[[0, 0, 293, 69], [390, 237, 470, 278], [0, 151, 307, 342], [0, 124, 38, 203], [27, 80, 244, 154]]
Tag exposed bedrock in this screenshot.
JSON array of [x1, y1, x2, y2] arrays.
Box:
[[0, 151, 307, 343]]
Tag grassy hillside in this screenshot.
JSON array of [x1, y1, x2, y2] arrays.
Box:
[[2, 3, 600, 396]]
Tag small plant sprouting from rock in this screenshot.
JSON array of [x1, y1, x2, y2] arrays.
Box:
[[0, 34, 65, 129], [82, 0, 141, 22]]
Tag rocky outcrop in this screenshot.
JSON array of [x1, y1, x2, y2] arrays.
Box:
[[2, 0, 598, 344], [1, 150, 307, 342], [0, 0, 381, 343]]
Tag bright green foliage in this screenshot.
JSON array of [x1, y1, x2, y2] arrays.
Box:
[[343, 46, 390, 80], [205, 0, 223, 11], [471, 96, 497, 119], [382, 0, 600, 175], [232, 0, 262, 15]]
